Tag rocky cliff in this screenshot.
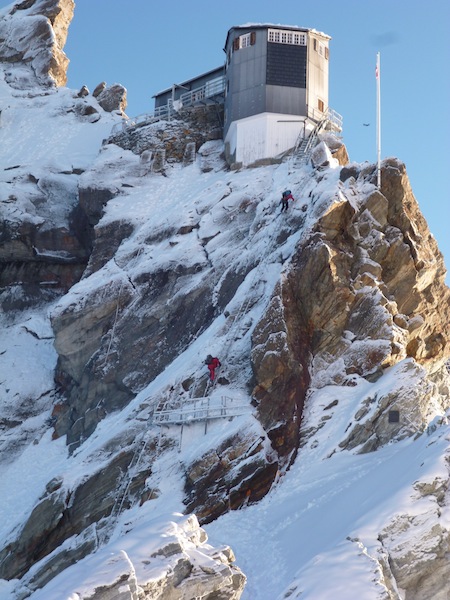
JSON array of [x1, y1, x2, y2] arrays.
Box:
[[2, 111, 450, 599], [0, 0, 129, 314], [3, 147, 450, 600], [252, 157, 449, 459], [41, 131, 448, 597]]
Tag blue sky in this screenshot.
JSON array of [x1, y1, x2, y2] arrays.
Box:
[[2, 0, 449, 282]]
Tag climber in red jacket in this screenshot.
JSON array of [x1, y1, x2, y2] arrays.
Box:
[[280, 189, 295, 212], [205, 355, 221, 381]]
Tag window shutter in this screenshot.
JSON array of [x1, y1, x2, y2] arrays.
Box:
[[233, 37, 240, 51], [250, 31, 256, 45], [325, 47, 329, 60]]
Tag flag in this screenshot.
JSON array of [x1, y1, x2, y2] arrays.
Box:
[[375, 64, 379, 79]]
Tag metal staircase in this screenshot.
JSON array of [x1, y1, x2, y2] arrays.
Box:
[[292, 107, 343, 167]]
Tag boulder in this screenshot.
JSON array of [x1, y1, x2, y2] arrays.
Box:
[[77, 84, 89, 97], [92, 81, 107, 97], [96, 83, 127, 114]]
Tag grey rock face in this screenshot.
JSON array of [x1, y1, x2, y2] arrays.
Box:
[[51, 254, 217, 449], [0, 173, 93, 311], [0, 449, 136, 581]]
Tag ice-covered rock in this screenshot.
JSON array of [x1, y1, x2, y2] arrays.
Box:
[[0, 0, 74, 88]]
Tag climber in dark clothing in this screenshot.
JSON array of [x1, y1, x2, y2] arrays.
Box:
[[280, 190, 295, 212], [205, 355, 221, 381]]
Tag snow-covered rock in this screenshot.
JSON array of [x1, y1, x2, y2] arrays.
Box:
[[0, 0, 74, 88], [18, 514, 246, 600]]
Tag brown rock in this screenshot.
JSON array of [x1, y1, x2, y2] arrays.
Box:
[[250, 158, 450, 463], [332, 143, 349, 166]]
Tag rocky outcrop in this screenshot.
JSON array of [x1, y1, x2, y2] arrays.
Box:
[[184, 429, 278, 524], [73, 537, 245, 600], [0, 173, 93, 311], [107, 106, 223, 162], [0, 0, 74, 88], [137, 516, 246, 600], [251, 285, 309, 466], [303, 159, 448, 370], [378, 468, 450, 600], [96, 83, 128, 114], [5, 501, 246, 599], [251, 158, 450, 459]]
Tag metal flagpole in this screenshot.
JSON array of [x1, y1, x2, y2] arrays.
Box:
[[376, 52, 381, 190]]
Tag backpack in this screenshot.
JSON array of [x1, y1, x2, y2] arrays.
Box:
[[282, 190, 291, 197]]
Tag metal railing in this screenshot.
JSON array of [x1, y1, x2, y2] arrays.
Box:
[[152, 395, 251, 426], [324, 107, 343, 131], [110, 106, 172, 134], [110, 77, 226, 135], [179, 76, 226, 107], [111, 85, 340, 139], [307, 106, 343, 131], [291, 106, 343, 166]]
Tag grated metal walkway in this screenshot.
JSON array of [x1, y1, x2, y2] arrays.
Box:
[[151, 395, 252, 426]]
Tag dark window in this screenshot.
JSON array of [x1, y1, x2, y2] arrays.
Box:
[[388, 410, 400, 423], [250, 31, 256, 45], [325, 47, 329, 60], [267, 43, 307, 88], [313, 39, 317, 51]]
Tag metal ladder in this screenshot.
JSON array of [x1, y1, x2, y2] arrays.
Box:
[[292, 107, 343, 167], [293, 117, 327, 166], [96, 427, 161, 547]]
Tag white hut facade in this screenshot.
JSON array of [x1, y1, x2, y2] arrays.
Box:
[[223, 24, 333, 167]]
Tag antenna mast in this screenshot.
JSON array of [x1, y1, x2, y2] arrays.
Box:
[[376, 52, 381, 190]]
